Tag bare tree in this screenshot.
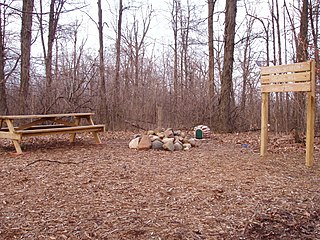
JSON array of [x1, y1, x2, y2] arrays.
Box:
[[19, 0, 34, 114], [113, 0, 124, 128], [97, 0, 107, 125], [219, 0, 237, 133], [37, 0, 66, 112], [208, 0, 217, 125], [0, 3, 7, 115], [292, 0, 308, 139], [171, 0, 180, 120]]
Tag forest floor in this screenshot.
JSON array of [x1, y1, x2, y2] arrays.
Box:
[[1, 131, 320, 240]]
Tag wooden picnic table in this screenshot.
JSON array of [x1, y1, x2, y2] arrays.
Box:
[[0, 113, 105, 154]]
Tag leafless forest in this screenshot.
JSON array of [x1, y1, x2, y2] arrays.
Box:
[[1, 0, 320, 133]]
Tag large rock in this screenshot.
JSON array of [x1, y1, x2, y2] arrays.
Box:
[[152, 139, 164, 150], [156, 132, 165, 139], [149, 135, 160, 142], [138, 135, 152, 150], [163, 141, 175, 151], [147, 130, 155, 135], [129, 137, 140, 149], [183, 143, 192, 150], [164, 128, 174, 138], [162, 137, 174, 144], [174, 142, 183, 151]]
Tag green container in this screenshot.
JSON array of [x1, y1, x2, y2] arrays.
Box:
[[195, 129, 203, 139]]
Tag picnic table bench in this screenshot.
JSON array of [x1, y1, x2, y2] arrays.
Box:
[[0, 113, 105, 154]]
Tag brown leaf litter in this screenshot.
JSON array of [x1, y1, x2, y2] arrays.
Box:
[[0, 131, 320, 239]]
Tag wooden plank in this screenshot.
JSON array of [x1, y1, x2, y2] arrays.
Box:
[[0, 113, 94, 120], [16, 125, 105, 137], [261, 75, 270, 84], [70, 117, 82, 142], [0, 131, 21, 140], [4, 119, 23, 154], [261, 61, 311, 75], [16, 118, 55, 130], [311, 59, 316, 97], [13, 140, 23, 154], [306, 92, 315, 166], [261, 72, 310, 84], [269, 72, 310, 83], [261, 82, 311, 93], [260, 93, 269, 157]]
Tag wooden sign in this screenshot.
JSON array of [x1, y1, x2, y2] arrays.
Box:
[[260, 60, 316, 166]]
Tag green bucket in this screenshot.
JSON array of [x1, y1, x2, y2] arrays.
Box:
[[195, 129, 203, 139]]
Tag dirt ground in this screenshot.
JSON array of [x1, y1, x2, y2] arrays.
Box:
[[1, 131, 320, 240]]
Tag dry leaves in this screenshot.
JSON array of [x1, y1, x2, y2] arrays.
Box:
[[0, 131, 320, 239]]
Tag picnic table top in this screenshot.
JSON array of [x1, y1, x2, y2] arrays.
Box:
[[0, 113, 94, 120]]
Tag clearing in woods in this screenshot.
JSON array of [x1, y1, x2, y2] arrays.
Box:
[[1, 131, 320, 239]]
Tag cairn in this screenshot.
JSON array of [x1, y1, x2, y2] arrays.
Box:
[[128, 128, 198, 151]]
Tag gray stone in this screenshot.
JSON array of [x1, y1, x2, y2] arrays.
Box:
[[129, 137, 140, 149], [174, 142, 183, 151], [152, 139, 164, 150], [163, 141, 175, 151], [149, 135, 160, 142], [174, 130, 181, 136], [156, 132, 165, 139], [138, 135, 152, 150], [164, 128, 174, 138], [147, 130, 155, 135], [162, 137, 174, 144], [133, 134, 141, 139], [183, 143, 192, 150]]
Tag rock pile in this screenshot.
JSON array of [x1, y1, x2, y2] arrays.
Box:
[[129, 128, 198, 151]]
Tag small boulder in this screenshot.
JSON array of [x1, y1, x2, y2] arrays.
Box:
[[149, 135, 160, 142], [163, 141, 175, 151], [156, 132, 165, 139], [164, 128, 174, 138], [152, 139, 164, 150], [147, 130, 155, 135], [183, 143, 192, 150], [129, 137, 140, 149], [174, 142, 183, 151], [162, 137, 175, 144], [138, 135, 152, 150]]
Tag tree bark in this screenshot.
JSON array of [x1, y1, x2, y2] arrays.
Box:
[[113, 0, 123, 128], [0, 12, 7, 114], [208, 0, 216, 125], [97, 0, 107, 125], [219, 0, 237, 133], [19, 0, 34, 114], [293, 0, 308, 136], [44, 0, 65, 112]]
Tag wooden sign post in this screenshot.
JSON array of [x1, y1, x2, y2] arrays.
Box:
[[260, 60, 316, 166]]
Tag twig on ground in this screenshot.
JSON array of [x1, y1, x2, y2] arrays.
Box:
[[25, 159, 85, 167]]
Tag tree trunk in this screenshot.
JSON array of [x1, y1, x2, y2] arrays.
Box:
[[293, 0, 308, 136], [0, 6, 8, 115], [97, 0, 107, 125], [44, 0, 65, 112], [219, 0, 237, 133], [113, 0, 123, 128], [19, 0, 34, 114], [208, 0, 216, 126], [172, 0, 180, 124]]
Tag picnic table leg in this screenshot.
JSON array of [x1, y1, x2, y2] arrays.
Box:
[[12, 140, 23, 154], [87, 116, 102, 144], [69, 117, 81, 142], [5, 119, 23, 154]]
